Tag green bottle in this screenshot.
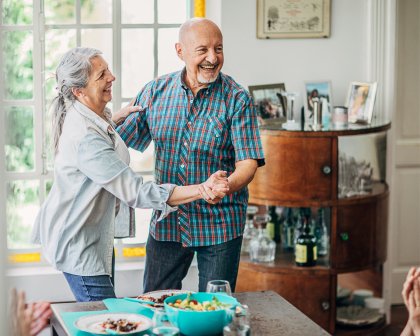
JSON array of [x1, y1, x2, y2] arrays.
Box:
[[295, 217, 317, 267]]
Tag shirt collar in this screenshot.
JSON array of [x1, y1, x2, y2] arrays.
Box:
[[178, 67, 221, 95], [72, 100, 113, 134]]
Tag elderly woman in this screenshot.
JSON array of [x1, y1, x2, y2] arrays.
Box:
[[31, 47, 228, 302]]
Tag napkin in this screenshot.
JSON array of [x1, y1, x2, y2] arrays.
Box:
[[103, 298, 154, 319]]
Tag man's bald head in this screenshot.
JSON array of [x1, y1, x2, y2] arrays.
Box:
[[178, 18, 222, 44]]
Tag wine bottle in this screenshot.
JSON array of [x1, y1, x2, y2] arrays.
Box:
[[295, 217, 317, 267], [314, 208, 329, 256]]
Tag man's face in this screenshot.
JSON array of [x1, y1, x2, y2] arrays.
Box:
[[176, 22, 224, 87]]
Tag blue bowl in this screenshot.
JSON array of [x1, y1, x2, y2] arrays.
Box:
[[164, 292, 238, 336]]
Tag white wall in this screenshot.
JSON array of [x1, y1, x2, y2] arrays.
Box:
[[209, 0, 370, 110]]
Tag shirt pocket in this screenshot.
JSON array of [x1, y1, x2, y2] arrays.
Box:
[[191, 115, 226, 154]]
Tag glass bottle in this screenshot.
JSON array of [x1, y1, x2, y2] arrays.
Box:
[[281, 208, 295, 250], [295, 217, 317, 267], [314, 208, 329, 257], [274, 207, 284, 244], [249, 214, 276, 263], [241, 205, 258, 254]]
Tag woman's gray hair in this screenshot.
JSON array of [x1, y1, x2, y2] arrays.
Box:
[[52, 47, 102, 154]]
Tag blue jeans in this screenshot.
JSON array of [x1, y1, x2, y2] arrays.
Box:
[[63, 251, 116, 302], [143, 234, 243, 293]]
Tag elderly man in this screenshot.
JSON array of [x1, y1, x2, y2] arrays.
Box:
[[118, 18, 265, 292]]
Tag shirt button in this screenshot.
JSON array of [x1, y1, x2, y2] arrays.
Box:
[[188, 121, 191, 125], [190, 99, 193, 104], [184, 141, 188, 146], [180, 164, 184, 168]]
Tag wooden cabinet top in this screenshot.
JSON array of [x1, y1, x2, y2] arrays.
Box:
[[260, 120, 391, 137]]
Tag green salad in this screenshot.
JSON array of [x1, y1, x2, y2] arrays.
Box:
[[167, 293, 232, 311]]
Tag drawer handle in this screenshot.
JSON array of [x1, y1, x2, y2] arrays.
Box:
[[321, 301, 330, 311], [340, 233, 349, 241], [322, 165, 332, 175]]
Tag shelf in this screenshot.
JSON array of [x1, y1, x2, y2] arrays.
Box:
[[240, 249, 330, 275], [260, 120, 391, 137], [250, 182, 388, 207], [335, 317, 386, 335]]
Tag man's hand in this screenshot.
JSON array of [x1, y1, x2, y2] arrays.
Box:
[[199, 170, 229, 204]]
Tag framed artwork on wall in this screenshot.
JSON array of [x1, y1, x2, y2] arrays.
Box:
[[257, 0, 331, 39], [248, 83, 286, 124], [346, 82, 378, 124]]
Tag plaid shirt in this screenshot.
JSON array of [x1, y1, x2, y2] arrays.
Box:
[[117, 70, 265, 247]]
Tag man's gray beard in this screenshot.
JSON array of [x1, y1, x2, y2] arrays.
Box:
[[198, 74, 217, 85]]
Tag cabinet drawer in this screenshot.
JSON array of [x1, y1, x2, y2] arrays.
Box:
[[236, 266, 334, 333], [334, 194, 388, 270], [249, 135, 334, 203]]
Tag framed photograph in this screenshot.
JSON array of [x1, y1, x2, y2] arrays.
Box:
[[257, 0, 331, 39], [248, 83, 286, 123], [346, 82, 377, 124], [304, 80, 332, 120]]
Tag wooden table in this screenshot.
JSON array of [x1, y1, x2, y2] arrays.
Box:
[[51, 290, 331, 335]]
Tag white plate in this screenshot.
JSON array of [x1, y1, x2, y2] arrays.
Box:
[[336, 306, 384, 326], [137, 290, 192, 310], [74, 313, 152, 335]]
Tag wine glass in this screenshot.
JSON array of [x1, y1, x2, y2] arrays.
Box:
[[206, 280, 232, 296], [152, 310, 179, 336]]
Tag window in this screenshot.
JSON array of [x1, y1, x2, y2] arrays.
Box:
[[0, 0, 191, 263]]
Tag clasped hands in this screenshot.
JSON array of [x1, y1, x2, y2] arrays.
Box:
[[199, 170, 229, 204], [402, 267, 420, 336]]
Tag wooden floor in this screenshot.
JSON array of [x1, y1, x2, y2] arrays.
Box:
[[384, 305, 408, 336]]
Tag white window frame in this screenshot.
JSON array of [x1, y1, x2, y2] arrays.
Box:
[[1, 0, 192, 266]]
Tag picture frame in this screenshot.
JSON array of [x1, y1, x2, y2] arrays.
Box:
[[257, 0, 331, 39], [346, 82, 378, 124], [248, 83, 286, 123], [304, 80, 332, 120]]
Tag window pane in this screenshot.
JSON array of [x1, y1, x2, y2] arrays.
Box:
[[122, 0, 153, 24], [2, 0, 32, 25], [158, 0, 187, 24], [44, 0, 75, 24], [81, 0, 112, 24], [122, 29, 153, 98], [5, 106, 34, 172], [81, 29, 113, 67], [7, 180, 40, 249], [45, 29, 77, 100], [158, 28, 183, 76], [128, 144, 154, 173], [3, 30, 33, 100], [122, 175, 154, 244], [45, 180, 53, 196]]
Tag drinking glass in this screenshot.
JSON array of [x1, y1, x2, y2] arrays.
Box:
[[206, 280, 232, 296], [152, 310, 179, 336]]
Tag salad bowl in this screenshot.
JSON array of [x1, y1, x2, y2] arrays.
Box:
[[164, 292, 239, 336]]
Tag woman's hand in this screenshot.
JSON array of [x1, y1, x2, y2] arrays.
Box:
[[112, 98, 144, 125], [30, 301, 52, 336], [403, 267, 420, 309], [9, 288, 52, 336], [408, 279, 420, 336]]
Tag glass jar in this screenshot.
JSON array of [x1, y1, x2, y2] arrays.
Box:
[[241, 205, 258, 254], [249, 214, 276, 263]]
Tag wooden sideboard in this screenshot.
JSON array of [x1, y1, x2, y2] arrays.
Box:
[[236, 121, 391, 335]]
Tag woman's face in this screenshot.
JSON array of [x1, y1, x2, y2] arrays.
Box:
[[78, 55, 115, 114]]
